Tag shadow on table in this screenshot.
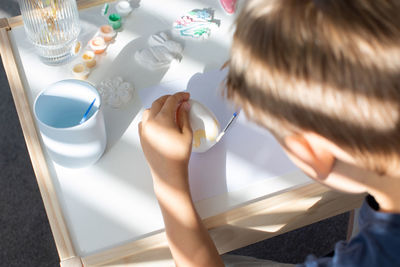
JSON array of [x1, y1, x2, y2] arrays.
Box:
[[208, 189, 364, 255], [96, 189, 361, 265]]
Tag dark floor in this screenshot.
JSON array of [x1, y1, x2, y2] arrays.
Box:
[[0, 1, 349, 266]]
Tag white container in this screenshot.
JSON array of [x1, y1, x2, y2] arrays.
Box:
[[89, 36, 107, 54], [71, 63, 90, 80], [34, 79, 107, 168], [81, 51, 96, 68], [116, 0, 133, 17], [98, 25, 116, 42]]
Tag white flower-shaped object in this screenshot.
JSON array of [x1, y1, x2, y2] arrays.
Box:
[[97, 77, 134, 109]]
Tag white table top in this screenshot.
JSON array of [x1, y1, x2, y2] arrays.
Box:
[[9, 0, 311, 256]]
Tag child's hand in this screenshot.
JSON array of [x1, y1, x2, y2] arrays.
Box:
[[139, 92, 193, 192], [139, 93, 223, 267]]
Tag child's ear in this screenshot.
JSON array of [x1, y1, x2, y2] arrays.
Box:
[[283, 133, 335, 180]]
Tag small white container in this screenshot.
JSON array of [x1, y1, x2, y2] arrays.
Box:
[[33, 80, 107, 168], [116, 0, 133, 17], [99, 25, 116, 42], [82, 51, 96, 68], [89, 36, 107, 54], [72, 63, 90, 80]]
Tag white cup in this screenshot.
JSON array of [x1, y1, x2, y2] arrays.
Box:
[[34, 79, 107, 168]]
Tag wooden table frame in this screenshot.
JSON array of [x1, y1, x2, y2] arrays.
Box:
[[0, 1, 364, 266]]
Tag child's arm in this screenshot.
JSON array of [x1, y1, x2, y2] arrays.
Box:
[[139, 92, 224, 267]]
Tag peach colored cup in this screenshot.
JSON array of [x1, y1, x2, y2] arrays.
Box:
[[89, 36, 107, 54], [99, 25, 116, 42]]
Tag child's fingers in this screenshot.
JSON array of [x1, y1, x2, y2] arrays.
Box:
[[177, 101, 192, 136], [159, 92, 190, 119], [141, 109, 150, 123], [150, 95, 171, 117], [138, 122, 143, 138]]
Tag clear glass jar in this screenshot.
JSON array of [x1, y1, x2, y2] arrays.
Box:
[[18, 0, 81, 65]]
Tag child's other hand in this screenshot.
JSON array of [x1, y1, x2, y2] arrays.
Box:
[[139, 92, 193, 192]]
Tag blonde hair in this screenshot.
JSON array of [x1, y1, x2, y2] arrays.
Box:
[[226, 0, 400, 175]]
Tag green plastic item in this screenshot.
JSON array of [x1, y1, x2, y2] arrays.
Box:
[[108, 13, 121, 30], [101, 3, 109, 16]]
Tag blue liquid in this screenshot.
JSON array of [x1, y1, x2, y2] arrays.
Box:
[[36, 96, 98, 128]]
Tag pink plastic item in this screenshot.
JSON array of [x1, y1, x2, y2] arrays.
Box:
[[220, 0, 236, 14]]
